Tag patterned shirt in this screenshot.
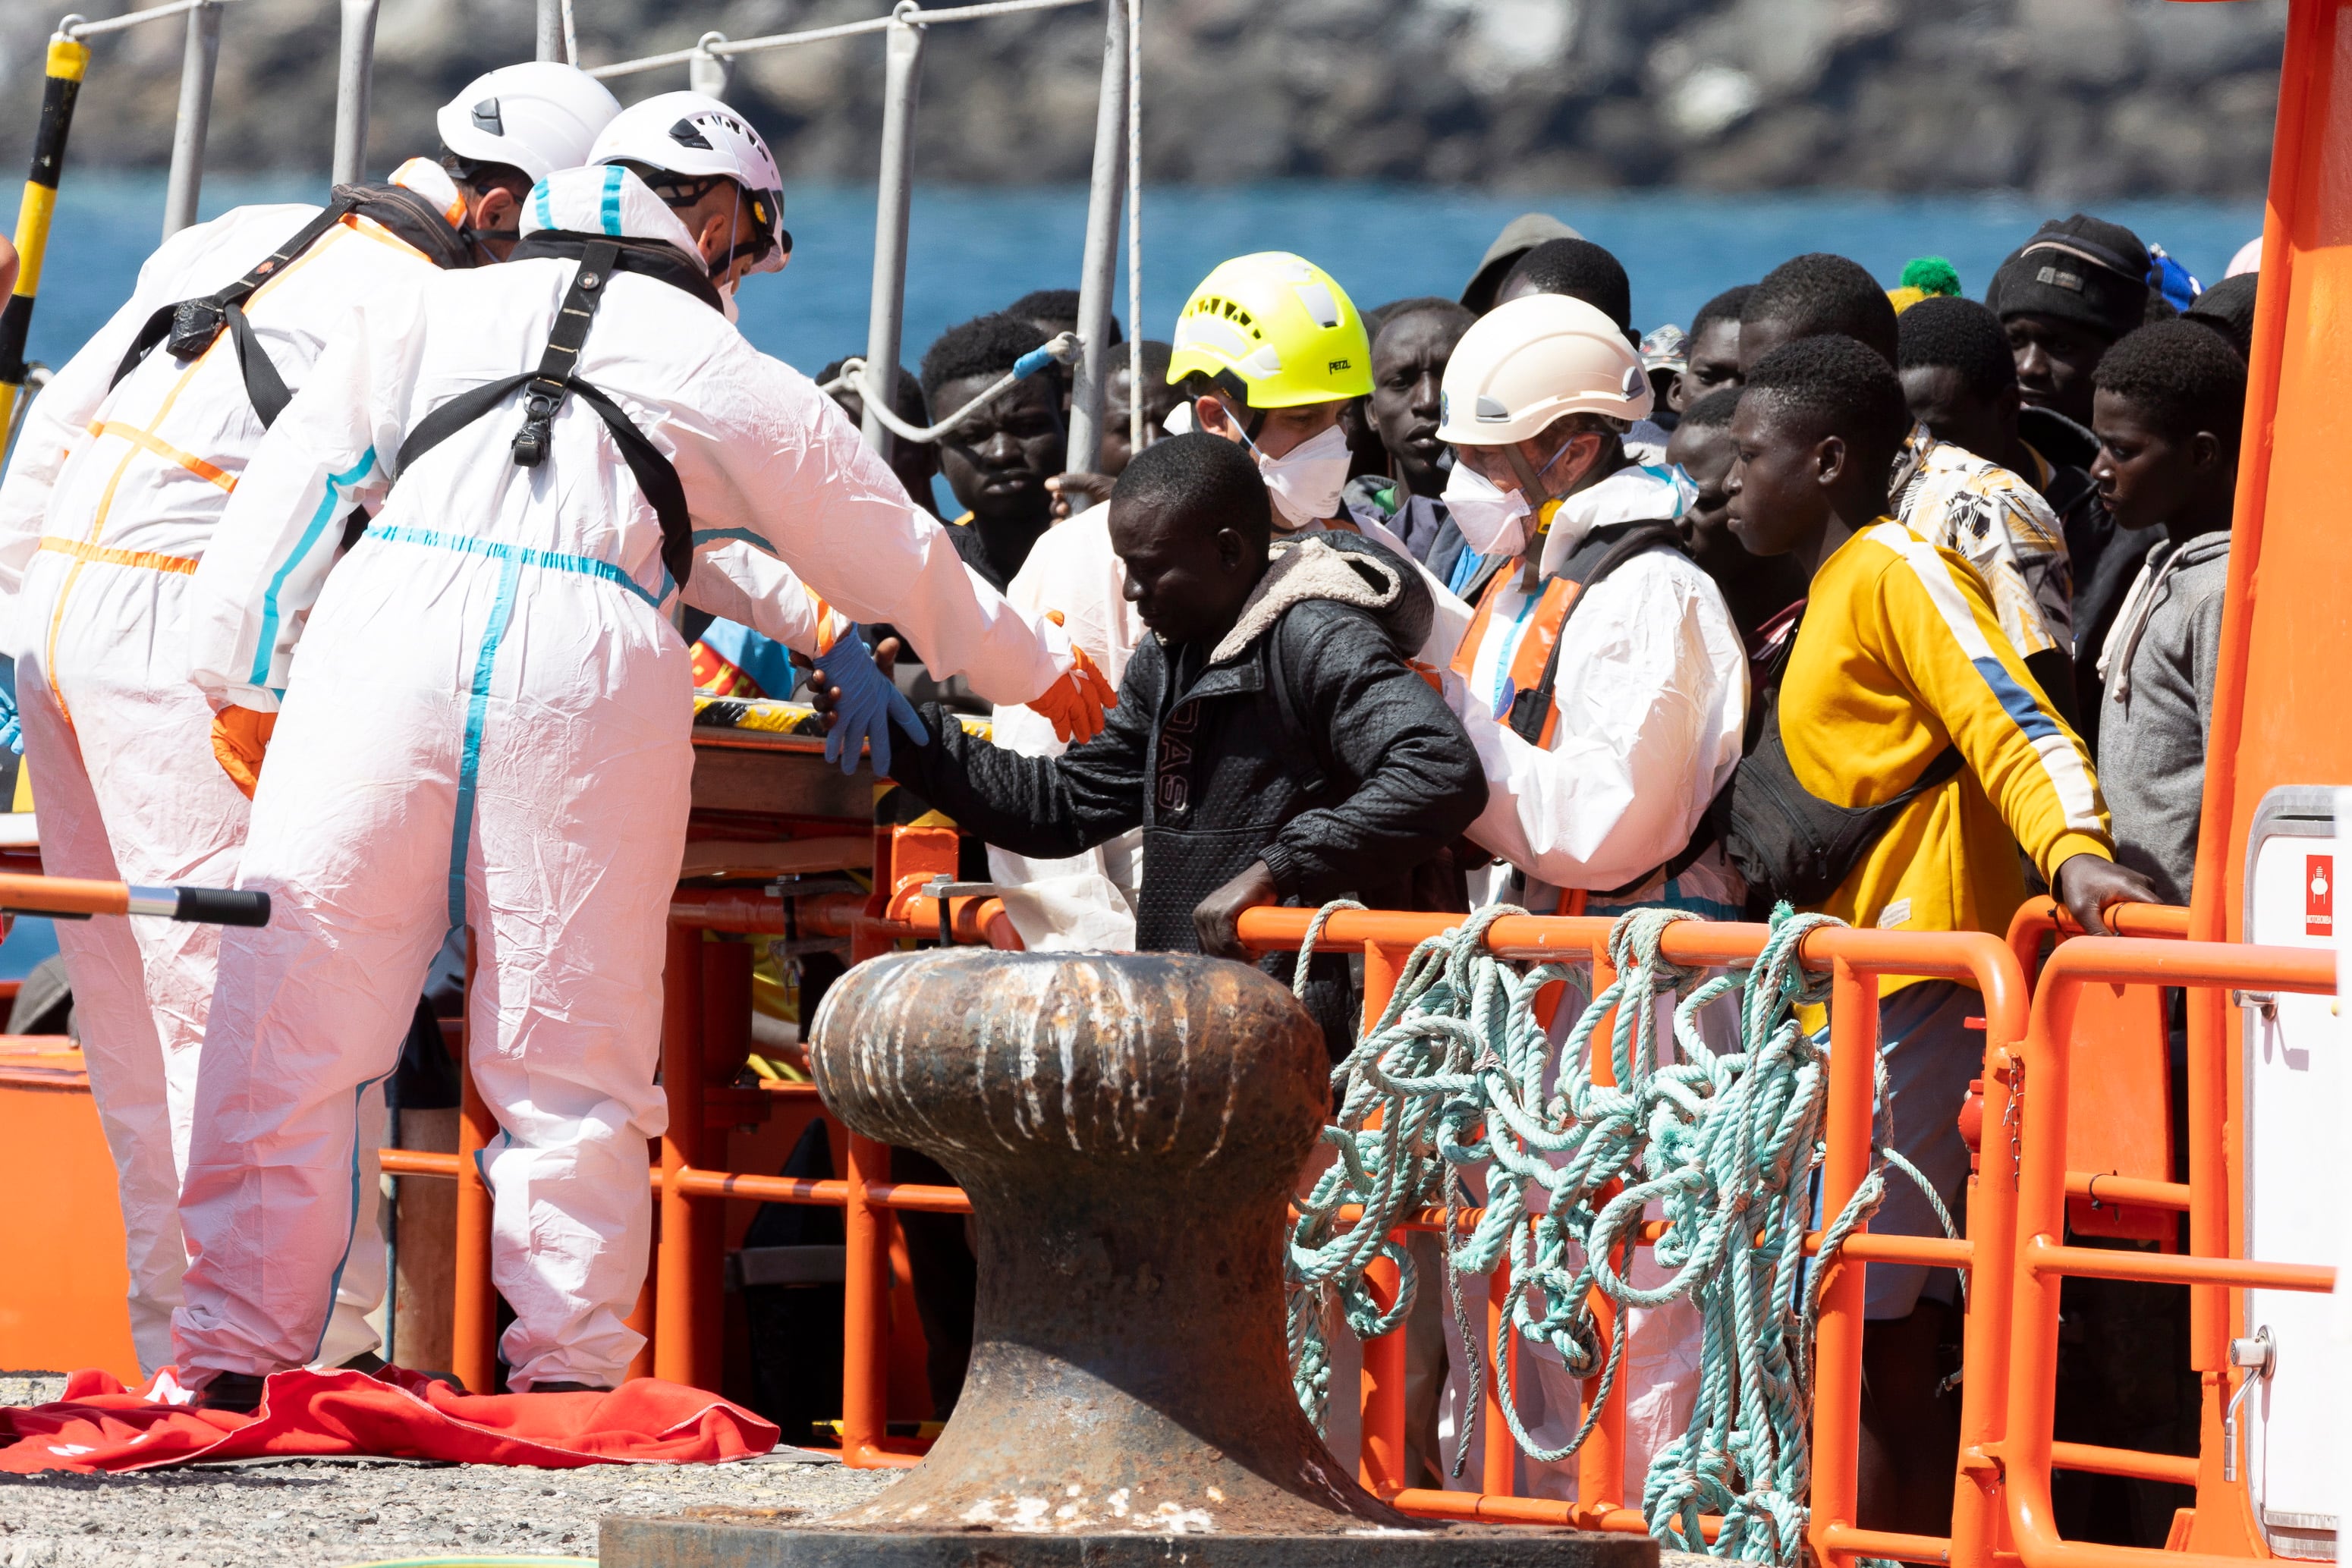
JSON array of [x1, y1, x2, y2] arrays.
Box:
[[1891, 425, 2072, 659]]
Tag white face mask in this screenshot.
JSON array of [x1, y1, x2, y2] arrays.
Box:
[[1442, 460, 1533, 556], [1242, 420, 1352, 530], [717, 278, 741, 324]]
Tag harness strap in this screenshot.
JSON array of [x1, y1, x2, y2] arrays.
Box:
[[110, 196, 359, 416], [1505, 520, 1688, 746], [391, 240, 696, 589]]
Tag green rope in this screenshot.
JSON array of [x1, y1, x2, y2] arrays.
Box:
[[1285, 902, 1951, 1566]]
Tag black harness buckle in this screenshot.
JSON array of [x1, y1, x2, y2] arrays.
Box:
[[165, 297, 229, 359]]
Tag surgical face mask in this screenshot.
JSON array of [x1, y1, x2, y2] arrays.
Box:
[[717, 277, 741, 325], [1442, 460, 1533, 556], [1240, 421, 1352, 530]]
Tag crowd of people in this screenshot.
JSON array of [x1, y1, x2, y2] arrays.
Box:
[[0, 51, 2256, 1538]]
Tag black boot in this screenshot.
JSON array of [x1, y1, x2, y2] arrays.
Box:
[[193, 1372, 267, 1414]]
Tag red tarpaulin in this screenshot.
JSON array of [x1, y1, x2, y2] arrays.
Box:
[[0, 1366, 778, 1473]]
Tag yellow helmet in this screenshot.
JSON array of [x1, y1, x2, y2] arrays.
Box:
[[1166, 252, 1374, 409]]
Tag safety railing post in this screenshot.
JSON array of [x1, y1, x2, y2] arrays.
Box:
[[1483, 1248, 1517, 1494], [1064, 0, 1127, 474], [1574, 940, 1627, 1518], [859, 8, 927, 457], [1807, 957, 1878, 1563], [840, 1130, 896, 1463], [1356, 940, 1409, 1495], [688, 31, 731, 99], [654, 919, 704, 1385], [451, 929, 499, 1394], [330, 0, 379, 187], [535, 0, 563, 61], [160, 0, 222, 240], [0, 31, 88, 442]]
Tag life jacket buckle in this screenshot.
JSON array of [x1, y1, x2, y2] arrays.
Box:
[[166, 297, 228, 359]]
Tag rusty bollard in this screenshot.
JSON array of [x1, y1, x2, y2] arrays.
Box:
[[605, 949, 1656, 1566]]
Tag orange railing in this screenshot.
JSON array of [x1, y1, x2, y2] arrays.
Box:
[[1233, 904, 2030, 1568], [1998, 935, 2338, 1568], [371, 869, 2338, 1568]]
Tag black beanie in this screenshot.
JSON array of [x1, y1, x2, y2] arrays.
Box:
[[1987, 213, 2151, 344], [2183, 272, 2258, 362]]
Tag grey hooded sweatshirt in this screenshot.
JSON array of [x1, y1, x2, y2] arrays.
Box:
[[2094, 529, 2231, 906]]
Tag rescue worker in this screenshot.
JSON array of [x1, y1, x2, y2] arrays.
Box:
[[170, 95, 1113, 1409], [1434, 291, 1747, 919], [0, 61, 624, 1379], [1425, 292, 1748, 1499]]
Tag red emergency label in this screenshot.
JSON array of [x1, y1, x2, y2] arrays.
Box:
[[2307, 853, 2334, 938]]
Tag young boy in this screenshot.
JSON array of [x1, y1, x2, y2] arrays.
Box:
[[812, 434, 1487, 1048], [922, 313, 1069, 592], [1671, 284, 1752, 410], [1722, 334, 2155, 1530], [2088, 320, 2246, 905], [1347, 297, 1475, 563], [1665, 388, 1807, 658]]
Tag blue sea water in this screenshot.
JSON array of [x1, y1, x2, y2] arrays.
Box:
[[22, 173, 2265, 385]]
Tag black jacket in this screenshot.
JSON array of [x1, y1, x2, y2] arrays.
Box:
[[886, 532, 1489, 954]]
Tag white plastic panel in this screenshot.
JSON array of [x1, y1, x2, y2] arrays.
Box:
[[2243, 790, 2341, 1559]]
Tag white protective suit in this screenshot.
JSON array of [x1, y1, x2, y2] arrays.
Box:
[[172, 167, 1076, 1388], [0, 160, 488, 1375], [984, 502, 1146, 950], [1448, 461, 1747, 919], [1433, 458, 1749, 1500]]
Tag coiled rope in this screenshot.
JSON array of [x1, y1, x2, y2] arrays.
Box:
[[1284, 901, 1951, 1566]]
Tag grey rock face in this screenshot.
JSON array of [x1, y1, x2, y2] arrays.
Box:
[[0, 0, 2284, 195]]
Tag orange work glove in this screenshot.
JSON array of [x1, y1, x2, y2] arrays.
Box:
[[1023, 613, 1118, 744], [211, 705, 278, 800]]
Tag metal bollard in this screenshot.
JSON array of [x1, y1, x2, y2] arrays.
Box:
[[606, 949, 1656, 1565]]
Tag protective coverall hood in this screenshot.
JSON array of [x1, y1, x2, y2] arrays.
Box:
[[517, 164, 707, 275]]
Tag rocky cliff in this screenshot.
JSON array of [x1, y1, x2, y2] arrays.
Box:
[[0, 0, 2284, 196]]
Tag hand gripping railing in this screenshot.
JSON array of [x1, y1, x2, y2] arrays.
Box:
[[1999, 935, 2338, 1568]]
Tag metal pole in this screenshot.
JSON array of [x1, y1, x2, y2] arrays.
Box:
[[159, 0, 221, 239], [331, 0, 379, 186], [688, 30, 730, 99], [859, 11, 927, 456], [1064, 0, 1126, 475], [535, 0, 562, 61]]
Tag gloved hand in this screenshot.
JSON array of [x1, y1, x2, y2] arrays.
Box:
[[813, 625, 927, 777], [1024, 616, 1117, 745], [0, 680, 20, 756], [210, 705, 278, 800]]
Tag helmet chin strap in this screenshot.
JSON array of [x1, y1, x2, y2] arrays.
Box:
[[1505, 430, 1595, 589]]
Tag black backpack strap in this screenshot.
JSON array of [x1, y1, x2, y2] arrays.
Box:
[[390, 240, 696, 590], [1505, 520, 1688, 745], [110, 196, 360, 408]]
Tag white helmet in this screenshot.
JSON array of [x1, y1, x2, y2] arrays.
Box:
[[1435, 292, 1652, 446], [590, 91, 791, 275], [437, 62, 622, 184]]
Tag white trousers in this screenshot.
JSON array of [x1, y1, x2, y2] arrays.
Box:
[[173, 539, 684, 1390], [15, 555, 383, 1375]]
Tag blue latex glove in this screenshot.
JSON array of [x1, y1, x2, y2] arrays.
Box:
[[0, 679, 20, 756], [696, 618, 803, 701], [817, 625, 927, 777]]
